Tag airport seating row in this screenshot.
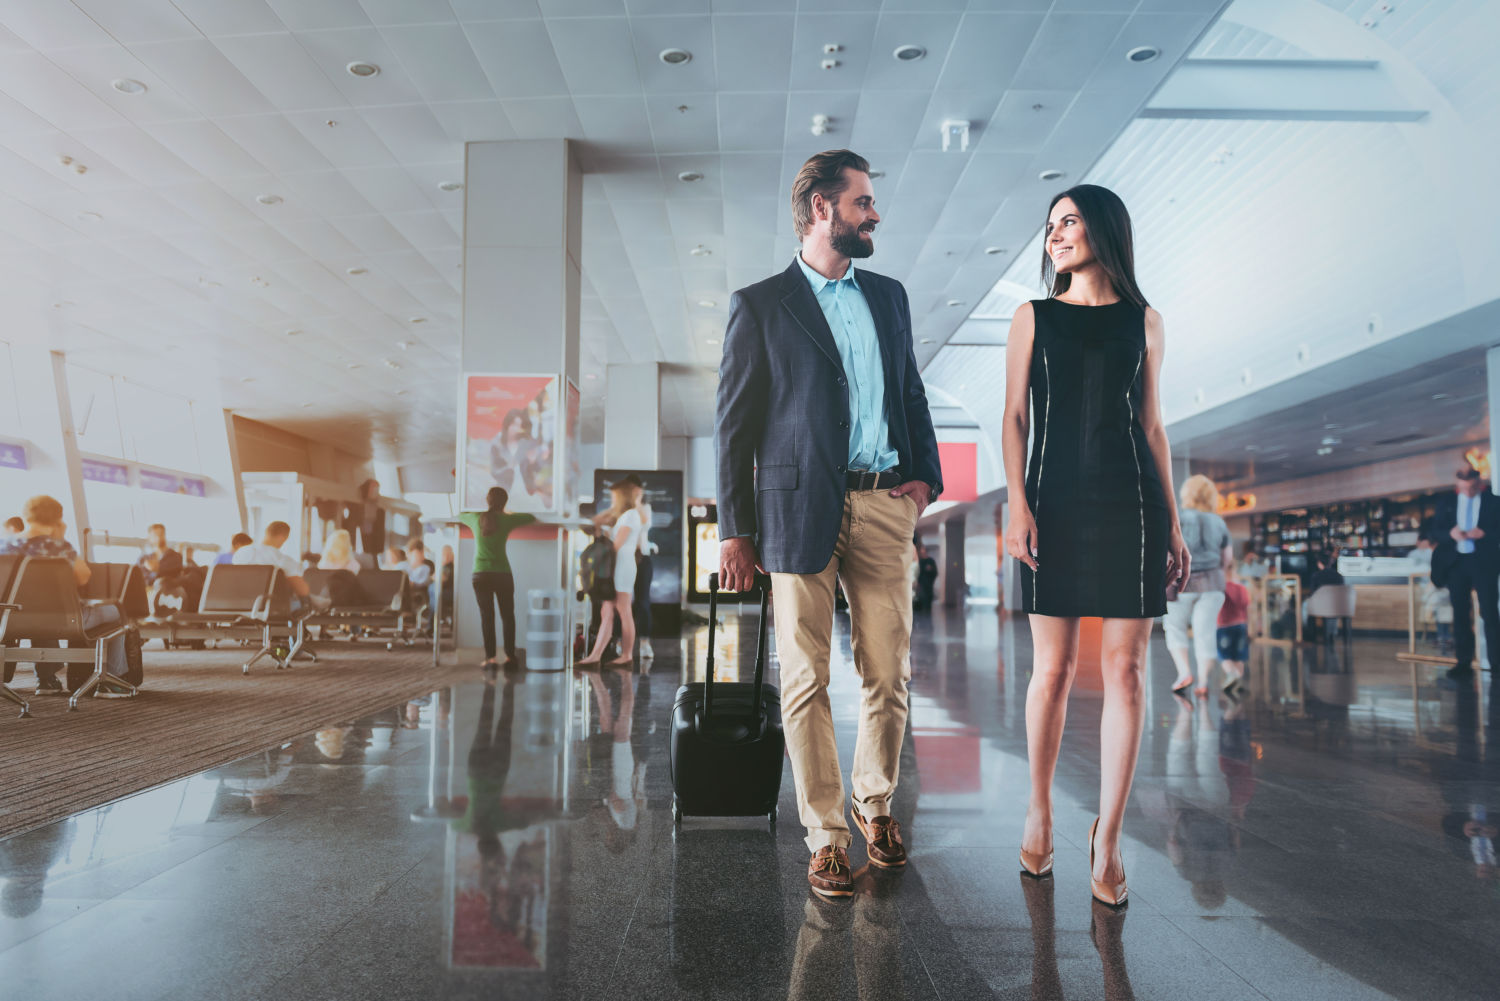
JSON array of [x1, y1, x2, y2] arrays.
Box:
[[0, 558, 421, 718]]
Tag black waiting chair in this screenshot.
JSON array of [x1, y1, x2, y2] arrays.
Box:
[[83, 562, 152, 620], [304, 569, 414, 649], [0, 556, 136, 711], [154, 564, 310, 673]]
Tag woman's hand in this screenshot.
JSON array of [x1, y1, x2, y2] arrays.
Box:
[[1005, 507, 1039, 571], [1166, 524, 1191, 589]]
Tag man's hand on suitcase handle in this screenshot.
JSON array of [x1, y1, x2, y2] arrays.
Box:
[[718, 536, 765, 593]]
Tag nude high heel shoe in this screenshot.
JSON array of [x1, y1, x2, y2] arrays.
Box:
[[1088, 817, 1128, 907], [1019, 844, 1054, 877]]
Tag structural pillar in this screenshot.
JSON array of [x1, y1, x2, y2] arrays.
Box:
[[941, 515, 966, 609], [458, 139, 583, 657], [603, 362, 661, 470]]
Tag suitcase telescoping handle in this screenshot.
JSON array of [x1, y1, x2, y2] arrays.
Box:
[[705, 571, 772, 723]]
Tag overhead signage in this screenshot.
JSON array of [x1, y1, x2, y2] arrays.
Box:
[[0, 441, 26, 471], [80, 458, 129, 486], [140, 469, 209, 496]]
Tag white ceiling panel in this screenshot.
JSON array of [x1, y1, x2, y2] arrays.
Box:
[[862, 13, 961, 91], [645, 94, 718, 155], [718, 152, 781, 200], [172, 0, 287, 37], [0, 3, 116, 51], [214, 114, 333, 174], [428, 99, 516, 143], [379, 24, 495, 103], [263, 0, 372, 33], [74, 0, 202, 43], [712, 14, 794, 92], [283, 109, 398, 168], [130, 39, 276, 117], [548, 18, 641, 96], [572, 95, 654, 155], [462, 20, 569, 99], [1009, 13, 1128, 91], [787, 14, 877, 92], [500, 97, 583, 138], [0, 51, 126, 131], [212, 32, 353, 112], [849, 90, 927, 151], [44, 44, 202, 125], [293, 27, 426, 106], [631, 17, 717, 94], [358, 0, 459, 26], [716, 92, 786, 153], [935, 12, 1045, 93]]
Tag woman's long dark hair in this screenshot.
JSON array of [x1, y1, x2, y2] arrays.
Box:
[[479, 487, 507, 536], [1040, 184, 1149, 309]]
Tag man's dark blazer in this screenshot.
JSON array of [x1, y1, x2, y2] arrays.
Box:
[[1430, 488, 1500, 588], [715, 260, 942, 575], [342, 501, 386, 556]]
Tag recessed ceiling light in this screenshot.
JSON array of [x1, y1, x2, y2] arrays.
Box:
[[347, 362, 363, 370], [346, 61, 380, 77], [408, 316, 427, 324], [1126, 46, 1161, 64], [697, 299, 716, 308], [383, 359, 402, 370], [75, 211, 102, 223], [946, 299, 964, 307], [919, 337, 934, 344], [893, 44, 926, 62], [677, 170, 704, 183], [868, 170, 885, 179], [346, 267, 367, 275], [1038, 169, 1065, 181], [437, 180, 463, 192], [111, 78, 147, 95], [255, 194, 282, 205], [398, 340, 415, 350], [285, 329, 301, 336], [984, 246, 1006, 255], [240, 376, 255, 383], [689, 245, 711, 257], [659, 48, 692, 65]]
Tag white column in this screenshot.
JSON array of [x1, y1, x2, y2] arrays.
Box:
[[3, 347, 89, 553], [459, 139, 583, 658], [603, 362, 661, 470]]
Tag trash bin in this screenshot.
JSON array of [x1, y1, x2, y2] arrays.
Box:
[[526, 588, 567, 670]]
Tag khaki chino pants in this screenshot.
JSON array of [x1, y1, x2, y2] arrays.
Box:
[[771, 489, 918, 852]]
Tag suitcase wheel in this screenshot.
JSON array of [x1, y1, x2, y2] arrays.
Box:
[[672, 799, 682, 827], [768, 806, 777, 829]]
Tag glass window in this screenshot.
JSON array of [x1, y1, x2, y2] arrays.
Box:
[[117, 380, 200, 470], [0, 341, 23, 439], [66, 364, 126, 459]]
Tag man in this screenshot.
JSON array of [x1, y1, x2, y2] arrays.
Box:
[[342, 479, 385, 556], [0, 495, 129, 693], [405, 539, 436, 631], [232, 521, 316, 608], [1431, 465, 1500, 679], [214, 533, 253, 566], [137, 523, 184, 587], [915, 542, 938, 612], [716, 149, 942, 898]]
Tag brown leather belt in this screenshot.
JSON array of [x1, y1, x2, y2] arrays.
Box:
[[845, 469, 901, 491]]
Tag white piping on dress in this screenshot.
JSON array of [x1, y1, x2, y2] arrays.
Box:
[[1034, 344, 1050, 612], [1125, 351, 1145, 616]]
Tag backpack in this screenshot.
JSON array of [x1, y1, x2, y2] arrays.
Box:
[[579, 537, 616, 598]]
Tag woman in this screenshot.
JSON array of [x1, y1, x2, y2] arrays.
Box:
[[459, 487, 536, 669], [1002, 184, 1189, 907], [629, 476, 656, 660], [317, 529, 362, 573], [489, 409, 539, 497], [579, 480, 641, 667], [1164, 475, 1235, 696]]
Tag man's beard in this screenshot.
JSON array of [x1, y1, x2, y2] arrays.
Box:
[[829, 206, 874, 259]]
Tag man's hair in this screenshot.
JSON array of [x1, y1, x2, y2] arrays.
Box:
[[265, 521, 291, 540], [791, 149, 870, 239], [148, 523, 165, 533], [231, 532, 252, 548], [3, 516, 22, 533], [408, 538, 425, 553], [22, 495, 63, 527]]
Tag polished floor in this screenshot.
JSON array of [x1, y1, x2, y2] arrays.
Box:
[[1, 607, 1498, 1000]]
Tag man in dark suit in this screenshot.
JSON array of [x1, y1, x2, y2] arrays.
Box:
[[342, 478, 386, 556], [1431, 465, 1500, 679], [716, 149, 942, 898]]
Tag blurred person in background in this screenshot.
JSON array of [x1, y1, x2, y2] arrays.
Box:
[[214, 532, 252, 566], [233, 521, 316, 608], [379, 544, 405, 570], [318, 528, 362, 573], [137, 523, 183, 587], [578, 479, 641, 668], [343, 479, 385, 556], [626, 474, 657, 661], [1216, 561, 1250, 695], [4, 516, 24, 541], [1163, 475, 1234, 697], [0, 495, 130, 693], [459, 488, 536, 669], [1432, 464, 1500, 680]]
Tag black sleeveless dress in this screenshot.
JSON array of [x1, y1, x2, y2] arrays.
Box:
[[1019, 298, 1168, 619]]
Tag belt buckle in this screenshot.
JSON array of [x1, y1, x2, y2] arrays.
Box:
[[855, 469, 875, 491]]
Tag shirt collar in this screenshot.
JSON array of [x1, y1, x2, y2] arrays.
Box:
[[796, 252, 858, 292]]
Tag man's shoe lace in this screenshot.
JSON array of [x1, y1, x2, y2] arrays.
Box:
[[813, 849, 848, 877]]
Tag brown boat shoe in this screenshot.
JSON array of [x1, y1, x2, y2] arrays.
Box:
[[807, 845, 855, 897], [852, 805, 907, 868]]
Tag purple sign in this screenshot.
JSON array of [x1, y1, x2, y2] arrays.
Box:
[[0, 441, 26, 471], [140, 470, 210, 496], [81, 458, 129, 486]]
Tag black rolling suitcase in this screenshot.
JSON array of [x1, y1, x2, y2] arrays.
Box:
[[669, 572, 784, 829]]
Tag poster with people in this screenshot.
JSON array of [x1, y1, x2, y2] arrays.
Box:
[[462, 374, 559, 514], [564, 380, 580, 514]]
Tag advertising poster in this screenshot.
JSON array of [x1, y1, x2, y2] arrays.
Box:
[[595, 469, 684, 632], [462, 374, 559, 514], [564, 380, 580, 513]]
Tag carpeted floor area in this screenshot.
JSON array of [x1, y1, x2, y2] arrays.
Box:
[[0, 640, 480, 840]]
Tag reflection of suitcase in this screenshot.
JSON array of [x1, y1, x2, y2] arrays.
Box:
[[669, 572, 783, 828], [669, 827, 785, 986]]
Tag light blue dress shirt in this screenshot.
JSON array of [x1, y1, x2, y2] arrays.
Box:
[[1459, 491, 1479, 555], [795, 254, 899, 473]]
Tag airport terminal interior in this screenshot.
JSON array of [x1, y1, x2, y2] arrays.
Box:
[[2, 1, 1499, 999]]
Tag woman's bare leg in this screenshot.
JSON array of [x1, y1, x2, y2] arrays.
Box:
[[582, 602, 616, 662], [1093, 617, 1153, 884], [608, 593, 636, 663], [1023, 614, 1081, 857]]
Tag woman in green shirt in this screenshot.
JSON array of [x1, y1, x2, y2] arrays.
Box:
[[460, 487, 536, 668]]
